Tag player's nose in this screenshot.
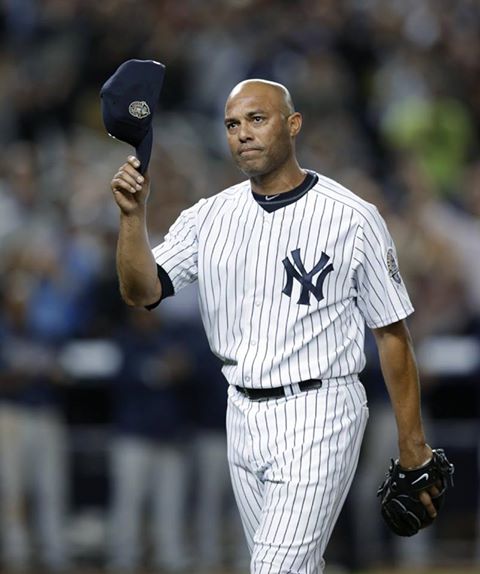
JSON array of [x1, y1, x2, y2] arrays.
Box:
[[237, 122, 253, 143]]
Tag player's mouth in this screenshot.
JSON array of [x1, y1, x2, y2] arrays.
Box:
[[239, 147, 263, 156]]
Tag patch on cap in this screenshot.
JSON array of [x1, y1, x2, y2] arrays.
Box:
[[386, 247, 402, 284], [129, 101, 151, 119]]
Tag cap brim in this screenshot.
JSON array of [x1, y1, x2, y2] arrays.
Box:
[[135, 126, 153, 175]]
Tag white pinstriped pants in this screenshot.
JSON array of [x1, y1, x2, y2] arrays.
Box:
[[227, 377, 369, 574]]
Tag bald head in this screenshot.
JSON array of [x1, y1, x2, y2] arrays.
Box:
[[224, 78, 302, 181], [226, 79, 295, 116]]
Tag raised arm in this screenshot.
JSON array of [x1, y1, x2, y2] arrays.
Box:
[[111, 155, 162, 307]]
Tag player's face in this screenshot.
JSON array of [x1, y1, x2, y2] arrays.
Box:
[[224, 87, 299, 178]]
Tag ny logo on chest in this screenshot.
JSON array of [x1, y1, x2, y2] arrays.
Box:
[[282, 248, 334, 305]]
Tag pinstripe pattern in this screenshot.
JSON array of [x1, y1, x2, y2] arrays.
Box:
[[227, 378, 368, 573], [151, 172, 413, 572], [152, 174, 413, 388]]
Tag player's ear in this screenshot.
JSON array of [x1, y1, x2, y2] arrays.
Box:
[[288, 112, 302, 137]]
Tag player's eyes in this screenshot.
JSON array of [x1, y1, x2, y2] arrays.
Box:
[[226, 122, 238, 130], [252, 116, 264, 123]]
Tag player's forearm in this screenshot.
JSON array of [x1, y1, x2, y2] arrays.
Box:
[[373, 320, 429, 467], [117, 212, 162, 307]]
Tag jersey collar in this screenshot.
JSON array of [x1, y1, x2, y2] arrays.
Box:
[[251, 170, 318, 212]]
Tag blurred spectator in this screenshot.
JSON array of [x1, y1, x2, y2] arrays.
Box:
[[106, 308, 192, 573], [186, 321, 248, 572], [392, 157, 480, 326], [0, 272, 70, 572], [381, 96, 474, 196]]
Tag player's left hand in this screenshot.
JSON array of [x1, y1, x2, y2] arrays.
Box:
[[377, 448, 454, 537], [399, 443, 437, 517]]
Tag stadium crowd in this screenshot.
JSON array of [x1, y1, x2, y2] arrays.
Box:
[[0, 0, 479, 572]]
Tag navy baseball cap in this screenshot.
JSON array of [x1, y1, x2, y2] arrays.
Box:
[[100, 59, 166, 174]]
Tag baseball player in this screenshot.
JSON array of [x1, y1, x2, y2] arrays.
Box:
[[110, 79, 440, 573]]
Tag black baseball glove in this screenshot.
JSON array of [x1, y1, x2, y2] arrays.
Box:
[[377, 448, 454, 537]]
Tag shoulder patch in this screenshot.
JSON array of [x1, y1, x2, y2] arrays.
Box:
[[386, 248, 402, 284]]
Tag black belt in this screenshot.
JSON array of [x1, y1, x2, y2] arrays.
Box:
[[235, 379, 323, 401]]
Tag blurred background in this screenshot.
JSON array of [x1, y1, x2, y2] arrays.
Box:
[[0, 0, 479, 573]]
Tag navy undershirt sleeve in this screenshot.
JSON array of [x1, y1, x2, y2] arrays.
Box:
[[145, 265, 175, 310]]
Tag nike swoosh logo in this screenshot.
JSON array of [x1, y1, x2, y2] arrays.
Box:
[[411, 472, 429, 485], [265, 194, 280, 201]]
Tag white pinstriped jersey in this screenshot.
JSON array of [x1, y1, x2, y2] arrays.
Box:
[[152, 172, 413, 388]]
